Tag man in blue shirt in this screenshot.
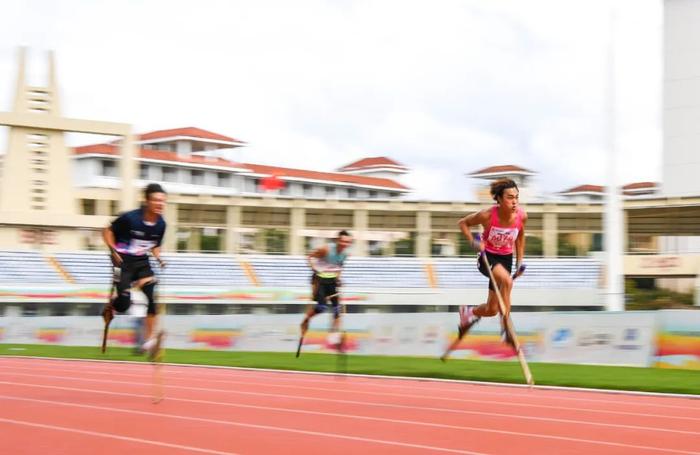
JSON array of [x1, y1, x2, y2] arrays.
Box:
[[102, 183, 167, 358], [300, 230, 353, 348]]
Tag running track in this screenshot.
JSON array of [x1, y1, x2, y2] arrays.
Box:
[[1, 357, 699, 454]]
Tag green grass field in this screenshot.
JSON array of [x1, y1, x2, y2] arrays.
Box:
[[2, 343, 699, 395]]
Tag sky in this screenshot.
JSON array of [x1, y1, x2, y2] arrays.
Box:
[[0, 0, 663, 201]]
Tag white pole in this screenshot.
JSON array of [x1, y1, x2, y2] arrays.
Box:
[[604, 4, 625, 312]]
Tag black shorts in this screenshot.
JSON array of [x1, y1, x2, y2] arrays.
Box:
[[313, 277, 340, 318], [477, 251, 513, 291], [116, 255, 154, 283], [113, 255, 155, 314]]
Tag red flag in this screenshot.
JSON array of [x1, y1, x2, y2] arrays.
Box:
[[259, 173, 285, 191]]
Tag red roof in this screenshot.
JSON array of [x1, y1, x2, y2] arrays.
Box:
[[139, 127, 244, 144], [339, 156, 407, 171], [469, 165, 535, 176], [561, 184, 604, 194], [241, 163, 409, 190], [73, 144, 408, 190], [74, 144, 243, 168], [623, 182, 657, 190]]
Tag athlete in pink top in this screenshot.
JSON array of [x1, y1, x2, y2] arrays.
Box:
[[441, 178, 528, 360]]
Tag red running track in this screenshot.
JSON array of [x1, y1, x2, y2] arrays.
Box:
[[0, 356, 699, 454]]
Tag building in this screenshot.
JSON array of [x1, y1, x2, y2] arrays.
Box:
[[73, 131, 410, 201], [1, 49, 700, 261], [663, 0, 700, 197], [467, 165, 538, 203]]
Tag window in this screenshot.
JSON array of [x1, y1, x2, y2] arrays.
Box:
[[347, 188, 356, 198], [217, 172, 230, 187], [325, 186, 335, 197], [81, 199, 96, 215], [303, 184, 313, 196], [100, 160, 117, 177], [139, 164, 149, 179], [163, 167, 177, 182], [110, 200, 119, 216], [369, 190, 377, 198], [191, 170, 204, 185]]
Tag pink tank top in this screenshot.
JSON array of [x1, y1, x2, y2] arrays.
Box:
[[483, 206, 522, 255]]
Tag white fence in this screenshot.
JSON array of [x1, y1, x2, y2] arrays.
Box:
[[2, 310, 699, 369]]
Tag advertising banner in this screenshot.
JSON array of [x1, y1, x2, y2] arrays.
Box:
[[2, 310, 696, 369]]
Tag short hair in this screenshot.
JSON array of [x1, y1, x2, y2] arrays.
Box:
[[144, 183, 166, 200], [338, 230, 351, 238], [490, 179, 518, 202]]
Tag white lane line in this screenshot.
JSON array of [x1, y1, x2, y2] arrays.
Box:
[[0, 395, 485, 455], [12, 365, 698, 410], [0, 416, 238, 455], [1, 374, 698, 438], [0, 392, 695, 455], [2, 370, 699, 425], [4, 355, 699, 404]]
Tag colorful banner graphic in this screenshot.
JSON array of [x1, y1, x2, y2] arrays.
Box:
[[655, 311, 700, 370], [1, 310, 699, 369], [35, 327, 67, 343], [0, 286, 368, 305], [190, 328, 242, 349]]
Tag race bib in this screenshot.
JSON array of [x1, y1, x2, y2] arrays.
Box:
[[129, 239, 157, 255], [487, 227, 518, 250]]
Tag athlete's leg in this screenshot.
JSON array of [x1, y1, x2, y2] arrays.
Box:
[[301, 280, 329, 335], [136, 276, 157, 340], [472, 290, 499, 318]]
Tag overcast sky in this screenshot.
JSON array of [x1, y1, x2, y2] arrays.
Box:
[[0, 0, 662, 201]]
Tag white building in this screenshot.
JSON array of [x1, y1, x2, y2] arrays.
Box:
[[663, 0, 700, 196], [73, 127, 411, 201], [467, 164, 538, 202]]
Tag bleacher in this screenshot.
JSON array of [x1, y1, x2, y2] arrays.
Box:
[[0, 250, 601, 291], [0, 251, 64, 284], [245, 255, 308, 287], [161, 254, 249, 287], [343, 257, 430, 288], [432, 257, 601, 289], [53, 252, 250, 286], [245, 255, 432, 288]]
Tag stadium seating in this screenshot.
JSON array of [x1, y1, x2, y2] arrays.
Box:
[[432, 257, 601, 289], [0, 250, 601, 290], [0, 251, 64, 284], [53, 252, 250, 287]]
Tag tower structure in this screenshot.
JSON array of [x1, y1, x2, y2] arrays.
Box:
[[0, 48, 135, 250]]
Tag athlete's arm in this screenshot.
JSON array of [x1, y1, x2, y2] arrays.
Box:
[[307, 246, 328, 272], [151, 246, 166, 268], [514, 212, 528, 278], [102, 226, 123, 266], [458, 209, 489, 251]]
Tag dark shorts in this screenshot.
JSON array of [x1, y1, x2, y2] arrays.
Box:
[[113, 255, 155, 314], [313, 277, 340, 318], [477, 251, 513, 291], [116, 254, 155, 282]]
